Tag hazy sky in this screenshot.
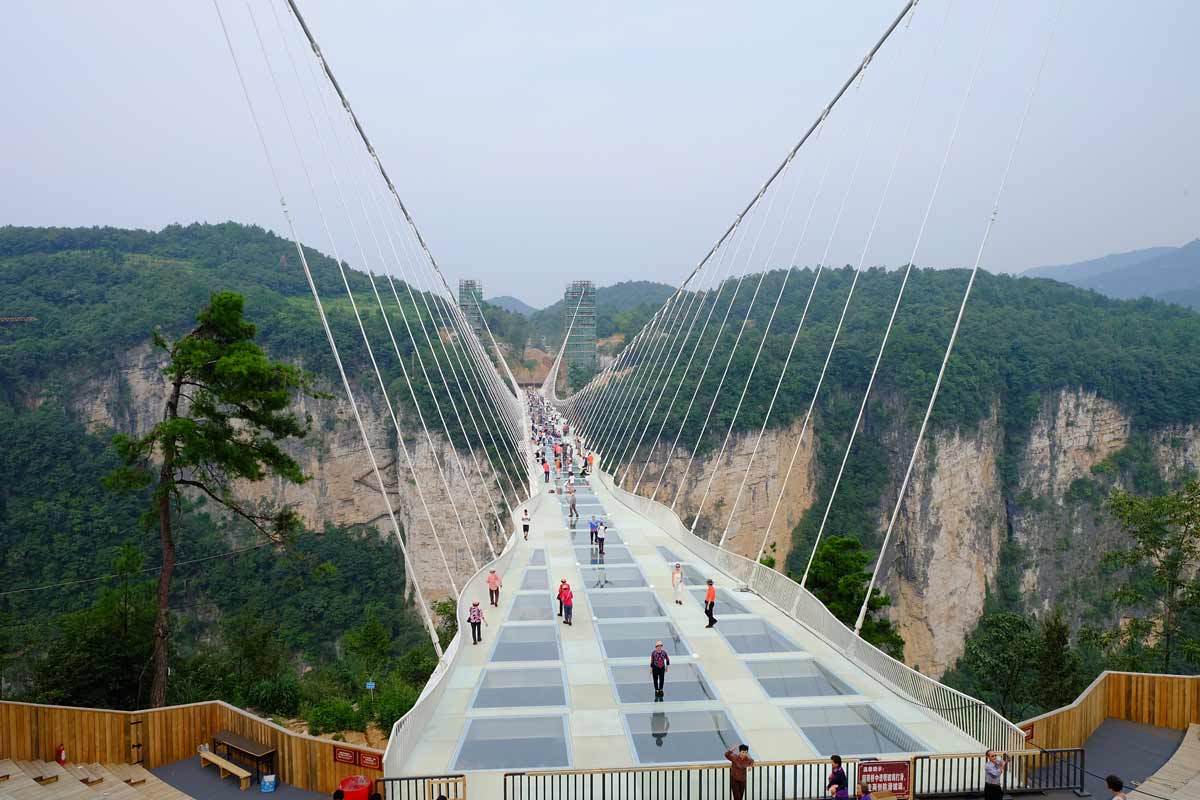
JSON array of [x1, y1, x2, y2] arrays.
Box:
[[2, 1, 1196, 306]]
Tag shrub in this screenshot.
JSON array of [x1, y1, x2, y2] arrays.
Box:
[[247, 676, 301, 717], [376, 679, 420, 731], [303, 697, 365, 735]]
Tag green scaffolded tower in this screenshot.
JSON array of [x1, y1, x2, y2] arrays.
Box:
[[458, 279, 484, 335], [563, 280, 597, 387]]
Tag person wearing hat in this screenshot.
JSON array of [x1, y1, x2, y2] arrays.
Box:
[[704, 579, 718, 628], [650, 640, 670, 698], [725, 744, 755, 800], [557, 579, 570, 617], [671, 563, 684, 605], [487, 568, 503, 607], [467, 601, 486, 645]]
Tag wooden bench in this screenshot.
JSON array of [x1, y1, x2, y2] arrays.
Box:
[[200, 750, 251, 791]]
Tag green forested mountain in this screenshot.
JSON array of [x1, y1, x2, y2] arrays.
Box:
[[0, 223, 503, 728]]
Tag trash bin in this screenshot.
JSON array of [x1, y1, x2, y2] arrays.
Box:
[[337, 774, 371, 800]]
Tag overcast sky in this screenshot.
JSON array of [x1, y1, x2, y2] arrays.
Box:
[[2, 1, 1196, 306]]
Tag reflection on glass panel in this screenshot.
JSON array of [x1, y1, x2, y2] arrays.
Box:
[[509, 593, 554, 622], [521, 569, 549, 590], [749, 659, 852, 698], [529, 549, 546, 566], [580, 565, 646, 588], [574, 545, 635, 565], [717, 618, 803, 654], [597, 620, 688, 659], [689, 587, 749, 615], [786, 705, 925, 755], [624, 710, 741, 765], [454, 716, 570, 770], [680, 564, 710, 585], [491, 625, 560, 662], [589, 590, 666, 620], [472, 667, 566, 708], [611, 662, 715, 703]]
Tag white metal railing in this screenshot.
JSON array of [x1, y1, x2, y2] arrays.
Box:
[[595, 469, 1026, 752], [383, 490, 548, 775]]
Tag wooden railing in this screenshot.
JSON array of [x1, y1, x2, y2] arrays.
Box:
[[1019, 671, 1200, 750], [0, 699, 383, 795]]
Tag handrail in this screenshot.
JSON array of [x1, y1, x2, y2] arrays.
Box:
[[383, 489, 552, 774], [593, 465, 1026, 752]]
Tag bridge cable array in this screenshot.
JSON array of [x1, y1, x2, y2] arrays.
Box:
[[554, 0, 1063, 643]]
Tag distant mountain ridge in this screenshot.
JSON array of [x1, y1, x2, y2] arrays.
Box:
[[1024, 240, 1200, 309], [486, 295, 537, 317]]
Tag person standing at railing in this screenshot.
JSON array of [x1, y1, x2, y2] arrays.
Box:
[[827, 755, 849, 799], [650, 641, 670, 698], [984, 750, 1008, 800], [724, 744, 754, 800]]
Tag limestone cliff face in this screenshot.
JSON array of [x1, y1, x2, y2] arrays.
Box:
[[61, 345, 510, 600], [886, 410, 1007, 676], [884, 388, 1200, 677], [618, 415, 818, 569]]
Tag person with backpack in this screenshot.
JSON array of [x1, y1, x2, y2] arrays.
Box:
[[650, 641, 670, 697], [468, 601, 486, 645]]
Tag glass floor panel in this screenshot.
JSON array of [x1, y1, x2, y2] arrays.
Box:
[[472, 667, 566, 709], [597, 620, 688, 659], [508, 593, 555, 622], [716, 618, 804, 654], [624, 710, 742, 765], [521, 569, 549, 590], [580, 565, 646, 588], [453, 715, 570, 770], [574, 545, 635, 565], [588, 590, 666, 620], [656, 546, 683, 563], [490, 624, 560, 663], [611, 662, 716, 703], [680, 564, 711, 585], [576, 527, 624, 545], [748, 658, 853, 698], [529, 549, 546, 566], [786, 705, 925, 755], [689, 587, 750, 615]]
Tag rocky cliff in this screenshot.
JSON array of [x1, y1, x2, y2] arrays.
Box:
[[55, 344, 514, 600], [616, 387, 1200, 678]]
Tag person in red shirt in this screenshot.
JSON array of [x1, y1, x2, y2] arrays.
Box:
[[725, 744, 754, 800], [557, 579, 570, 617], [704, 579, 718, 628], [561, 585, 574, 625]]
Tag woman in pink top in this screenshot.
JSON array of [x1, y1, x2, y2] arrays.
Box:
[[561, 585, 574, 625], [487, 569, 502, 607]]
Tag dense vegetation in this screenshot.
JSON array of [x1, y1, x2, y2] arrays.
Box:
[[527, 280, 675, 350], [0, 403, 439, 731]]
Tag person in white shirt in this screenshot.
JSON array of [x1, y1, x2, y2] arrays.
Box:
[[671, 563, 684, 605]]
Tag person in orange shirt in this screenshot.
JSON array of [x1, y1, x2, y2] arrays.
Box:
[[704, 579, 717, 628]]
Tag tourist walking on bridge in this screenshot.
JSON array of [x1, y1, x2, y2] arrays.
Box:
[[543, 459, 550, 483], [671, 563, 684, 605], [650, 640, 670, 698], [486, 568, 502, 607], [557, 578, 570, 616], [522, 508, 531, 541], [704, 579, 718, 627], [596, 519, 607, 556], [561, 584, 574, 625], [724, 744, 754, 800], [468, 601, 486, 645]]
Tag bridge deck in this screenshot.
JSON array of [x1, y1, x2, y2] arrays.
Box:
[[391, 467, 982, 784]]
